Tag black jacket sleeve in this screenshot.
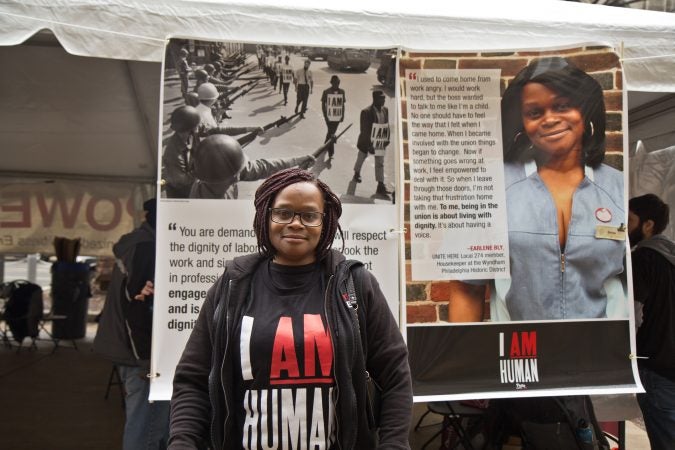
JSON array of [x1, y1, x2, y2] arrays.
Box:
[[168, 274, 226, 449], [356, 266, 413, 450]]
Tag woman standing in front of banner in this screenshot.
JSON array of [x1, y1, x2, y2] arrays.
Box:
[[456, 57, 626, 321], [168, 168, 412, 449]]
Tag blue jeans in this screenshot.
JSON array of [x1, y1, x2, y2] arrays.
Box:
[[118, 365, 170, 450], [637, 367, 675, 450]]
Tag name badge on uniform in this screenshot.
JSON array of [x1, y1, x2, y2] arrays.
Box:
[[595, 225, 626, 241]]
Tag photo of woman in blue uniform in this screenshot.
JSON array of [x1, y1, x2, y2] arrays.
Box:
[[456, 57, 627, 322]]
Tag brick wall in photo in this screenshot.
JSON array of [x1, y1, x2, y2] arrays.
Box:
[[399, 46, 624, 324]]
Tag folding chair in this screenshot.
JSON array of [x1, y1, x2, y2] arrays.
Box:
[[2, 280, 43, 352], [414, 401, 487, 450], [38, 311, 72, 352]]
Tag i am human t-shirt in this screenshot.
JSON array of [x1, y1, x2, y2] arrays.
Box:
[[233, 261, 337, 450]]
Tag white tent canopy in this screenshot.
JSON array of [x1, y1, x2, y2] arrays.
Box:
[[2, 0, 675, 90], [0, 0, 674, 185]]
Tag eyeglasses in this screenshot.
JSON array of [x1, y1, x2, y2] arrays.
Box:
[[268, 208, 324, 227]]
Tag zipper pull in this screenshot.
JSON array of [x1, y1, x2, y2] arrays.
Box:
[[560, 253, 566, 273]]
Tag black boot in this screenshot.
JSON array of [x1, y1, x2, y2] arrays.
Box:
[[352, 171, 362, 183], [376, 182, 390, 195]]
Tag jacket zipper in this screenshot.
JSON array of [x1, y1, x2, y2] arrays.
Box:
[[124, 321, 141, 360], [324, 274, 341, 450], [220, 279, 234, 450], [209, 279, 233, 450]]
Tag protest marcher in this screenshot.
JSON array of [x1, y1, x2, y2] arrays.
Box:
[[628, 193, 675, 450], [353, 90, 391, 198], [321, 75, 346, 160], [169, 168, 413, 449], [273, 55, 282, 92], [294, 59, 313, 118], [280, 55, 294, 106]]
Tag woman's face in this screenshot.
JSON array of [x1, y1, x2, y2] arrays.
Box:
[[269, 181, 324, 266], [521, 82, 585, 161]]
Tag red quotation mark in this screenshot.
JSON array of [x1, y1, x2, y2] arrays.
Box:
[[409, 72, 417, 80]]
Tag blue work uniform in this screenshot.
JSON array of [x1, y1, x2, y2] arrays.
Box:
[[491, 160, 627, 321]]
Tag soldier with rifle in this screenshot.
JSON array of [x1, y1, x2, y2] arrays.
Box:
[[204, 63, 230, 85], [196, 83, 262, 138], [189, 135, 315, 199], [162, 106, 200, 199]]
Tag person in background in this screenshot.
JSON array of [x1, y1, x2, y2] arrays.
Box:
[[170, 168, 412, 449], [321, 75, 346, 160], [94, 199, 170, 450], [628, 193, 675, 450]]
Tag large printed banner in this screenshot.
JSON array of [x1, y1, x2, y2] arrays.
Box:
[[0, 179, 151, 255], [150, 40, 640, 402], [151, 40, 401, 400], [401, 46, 640, 399]]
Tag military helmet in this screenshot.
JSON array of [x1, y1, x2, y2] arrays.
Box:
[[185, 92, 200, 107], [197, 82, 219, 101], [204, 63, 215, 75], [192, 135, 246, 183], [169, 106, 200, 132], [194, 69, 209, 82]]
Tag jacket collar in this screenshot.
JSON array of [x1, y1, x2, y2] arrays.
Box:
[[227, 249, 347, 279]]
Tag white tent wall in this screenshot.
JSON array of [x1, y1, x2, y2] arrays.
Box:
[[0, 35, 160, 183], [629, 93, 675, 151]]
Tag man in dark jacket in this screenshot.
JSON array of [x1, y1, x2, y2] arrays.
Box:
[[353, 90, 391, 199], [94, 199, 169, 450], [628, 193, 675, 450]]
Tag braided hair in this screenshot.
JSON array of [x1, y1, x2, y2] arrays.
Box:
[[253, 168, 343, 261]]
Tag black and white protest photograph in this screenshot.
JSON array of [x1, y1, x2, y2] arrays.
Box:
[[160, 39, 398, 204]]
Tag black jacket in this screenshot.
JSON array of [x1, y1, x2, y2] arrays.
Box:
[[169, 250, 412, 449], [632, 234, 675, 381], [94, 221, 155, 366]]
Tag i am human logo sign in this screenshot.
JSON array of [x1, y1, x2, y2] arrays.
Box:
[[499, 331, 539, 387]]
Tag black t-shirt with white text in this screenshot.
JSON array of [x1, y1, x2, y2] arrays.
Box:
[[233, 261, 337, 450]]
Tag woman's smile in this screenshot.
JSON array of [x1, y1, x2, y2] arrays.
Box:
[[269, 182, 324, 266], [521, 82, 585, 162]]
